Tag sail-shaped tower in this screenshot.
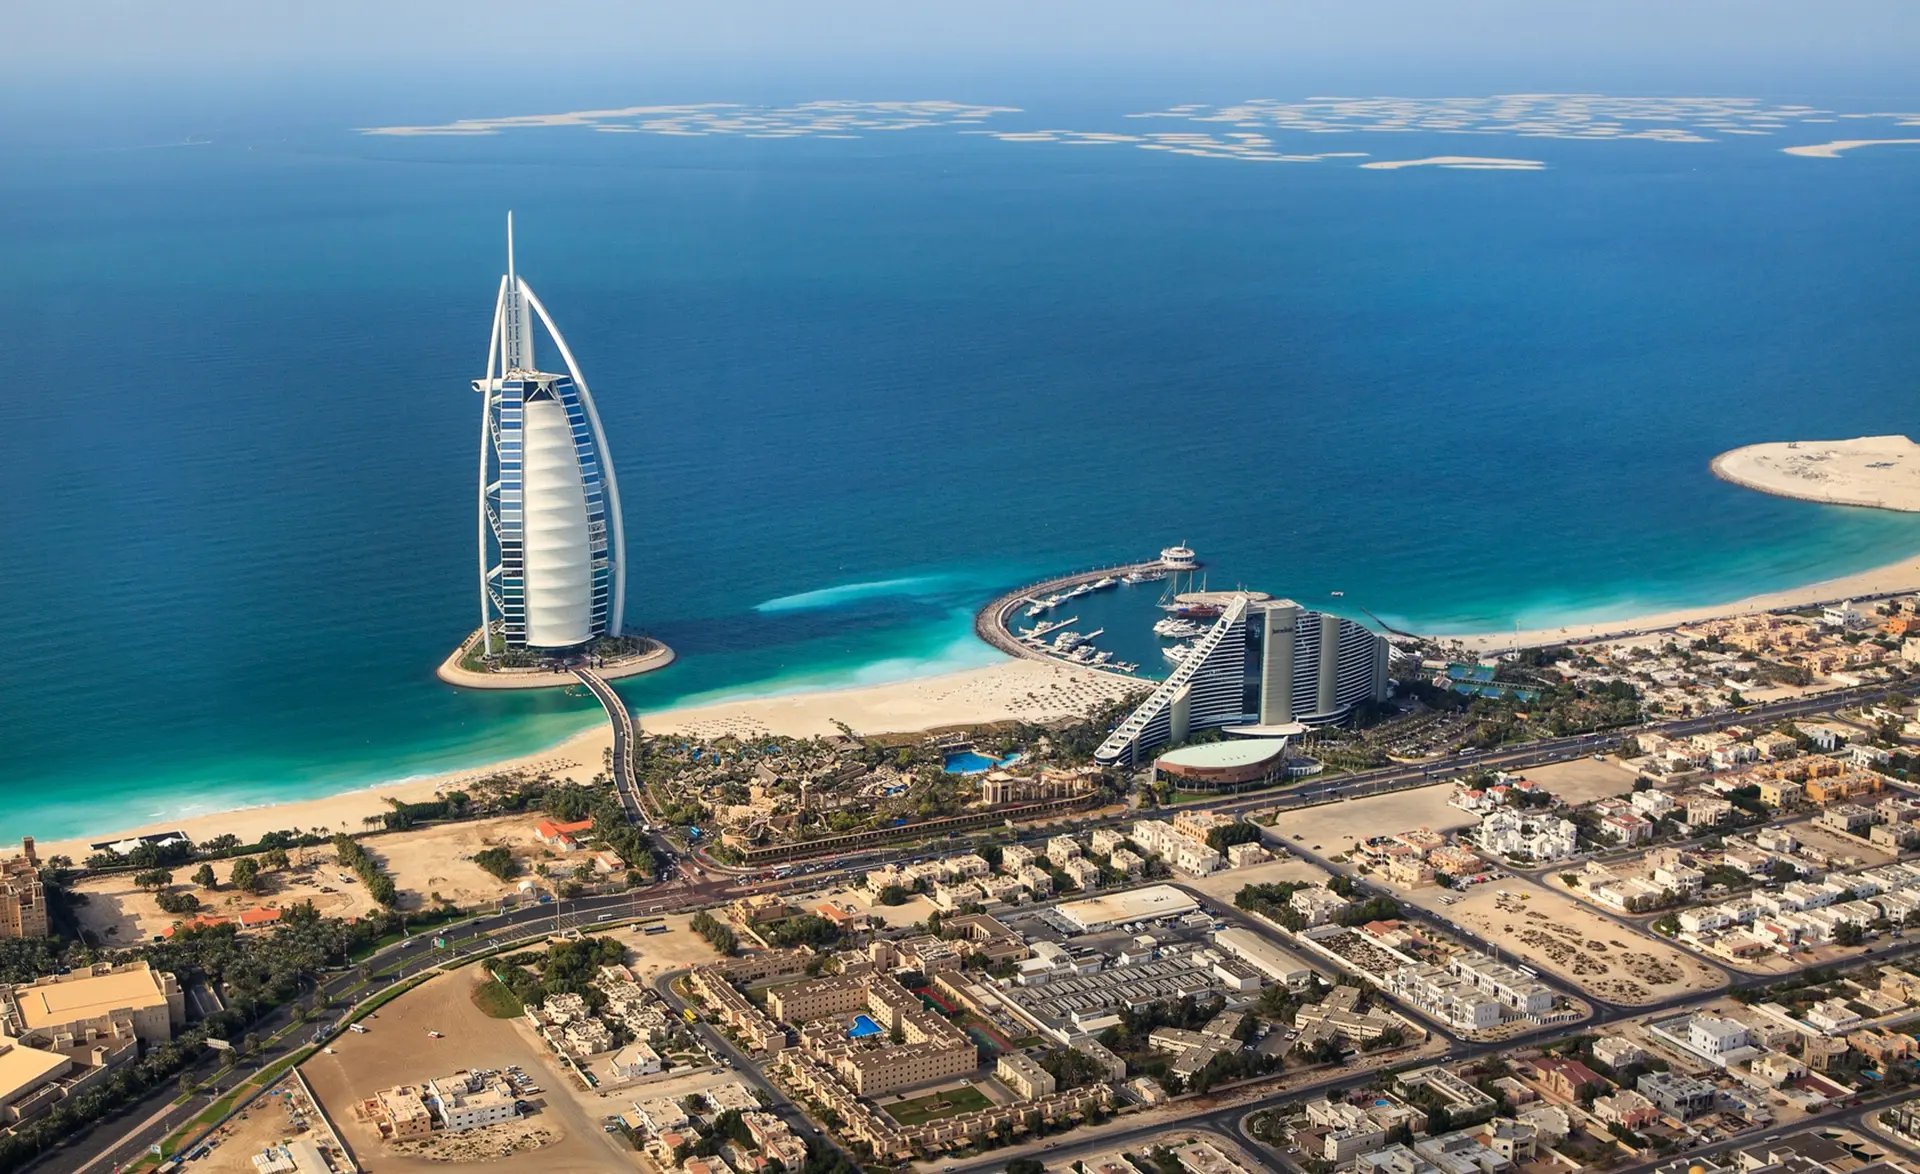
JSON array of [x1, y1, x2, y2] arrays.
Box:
[[473, 215, 628, 654]]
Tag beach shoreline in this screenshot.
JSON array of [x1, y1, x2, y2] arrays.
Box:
[[44, 540, 1920, 857], [41, 657, 1143, 861], [1442, 548, 1920, 653]]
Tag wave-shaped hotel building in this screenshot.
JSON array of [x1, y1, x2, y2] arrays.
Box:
[[1095, 595, 1390, 768], [471, 216, 627, 655]]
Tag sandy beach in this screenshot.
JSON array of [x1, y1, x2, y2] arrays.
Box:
[[43, 659, 1141, 860], [1781, 138, 1920, 159], [1359, 155, 1546, 170], [1446, 547, 1920, 654], [1711, 435, 1920, 512]]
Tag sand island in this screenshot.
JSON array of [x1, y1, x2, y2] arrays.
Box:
[[1711, 434, 1920, 512]]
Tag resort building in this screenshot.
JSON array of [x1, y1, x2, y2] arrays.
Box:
[[472, 216, 628, 654], [777, 1050, 1109, 1161], [774, 973, 977, 1095], [0, 842, 48, 941], [1154, 740, 1297, 793], [0, 962, 184, 1046], [0, 1028, 139, 1129], [1096, 594, 1391, 766]]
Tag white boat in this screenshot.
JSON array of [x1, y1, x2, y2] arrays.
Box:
[[1122, 569, 1165, 585], [1152, 616, 1203, 638], [1069, 646, 1098, 663], [1162, 643, 1192, 664], [1090, 576, 1117, 590]]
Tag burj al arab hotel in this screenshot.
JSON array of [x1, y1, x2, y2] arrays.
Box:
[[471, 215, 627, 655]]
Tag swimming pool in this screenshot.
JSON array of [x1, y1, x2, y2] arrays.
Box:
[[848, 1013, 884, 1039], [942, 750, 1024, 775]]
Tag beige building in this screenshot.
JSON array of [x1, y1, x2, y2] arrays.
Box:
[[0, 1028, 137, 1129], [689, 966, 787, 1054], [1, 962, 183, 1045], [779, 1051, 1109, 1161], [996, 1051, 1056, 1100], [427, 1072, 519, 1132], [775, 973, 978, 1095], [0, 842, 48, 940], [364, 1085, 435, 1139]]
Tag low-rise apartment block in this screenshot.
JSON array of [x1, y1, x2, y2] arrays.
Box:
[[1475, 810, 1578, 862], [996, 1051, 1056, 1100]]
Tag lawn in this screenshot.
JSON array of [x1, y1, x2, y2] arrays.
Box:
[[883, 1083, 994, 1126], [471, 977, 525, 1019]]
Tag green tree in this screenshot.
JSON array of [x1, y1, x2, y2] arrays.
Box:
[[230, 858, 262, 894], [192, 864, 218, 889], [472, 847, 516, 879]]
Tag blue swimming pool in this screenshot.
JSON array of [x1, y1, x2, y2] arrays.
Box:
[[849, 1014, 884, 1039], [942, 751, 1024, 775]]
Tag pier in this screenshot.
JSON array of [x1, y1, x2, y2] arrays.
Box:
[[572, 667, 648, 825], [972, 560, 1165, 664]]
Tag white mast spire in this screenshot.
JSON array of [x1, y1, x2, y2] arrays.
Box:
[[501, 211, 534, 371]]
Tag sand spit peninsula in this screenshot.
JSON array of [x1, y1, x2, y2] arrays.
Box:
[[1711, 435, 1920, 512], [1359, 155, 1545, 170], [1781, 138, 1920, 158]]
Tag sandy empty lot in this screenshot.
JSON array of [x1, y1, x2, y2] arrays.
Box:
[[609, 915, 725, 978], [1438, 884, 1724, 1005], [1522, 758, 1638, 804], [75, 813, 622, 944], [303, 969, 640, 1172], [75, 859, 366, 945], [1181, 854, 1329, 904], [367, 814, 563, 908], [1264, 783, 1479, 856]]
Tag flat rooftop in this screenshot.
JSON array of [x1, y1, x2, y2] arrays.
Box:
[[1158, 740, 1288, 769], [13, 967, 168, 1031], [1213, 926, 1315, 976], [1055, 885, 1199, 930], [0, 1041, 69, 1101]]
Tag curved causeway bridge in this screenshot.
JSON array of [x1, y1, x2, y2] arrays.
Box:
[[572, 666, 647, 825]]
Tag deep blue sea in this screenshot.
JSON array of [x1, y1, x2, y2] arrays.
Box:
[[4, 65, 1919, 841]]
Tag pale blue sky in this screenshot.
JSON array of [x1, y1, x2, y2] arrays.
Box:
[[8, 0, 1915, 73]]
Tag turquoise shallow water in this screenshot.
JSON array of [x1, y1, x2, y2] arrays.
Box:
[[3, 69, 1920, 842]]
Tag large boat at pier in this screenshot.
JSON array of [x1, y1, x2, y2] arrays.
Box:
[[1159, 543, 1199, 571]]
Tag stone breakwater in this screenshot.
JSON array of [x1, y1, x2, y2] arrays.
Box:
[[973, 562, 1164, 662]]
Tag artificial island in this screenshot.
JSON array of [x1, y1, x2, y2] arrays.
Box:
[[1713, 436, 1920, 514], [436, 216, 674, 690]]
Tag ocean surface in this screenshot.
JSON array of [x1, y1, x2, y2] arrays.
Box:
[[4, 66, 1920, 842]]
